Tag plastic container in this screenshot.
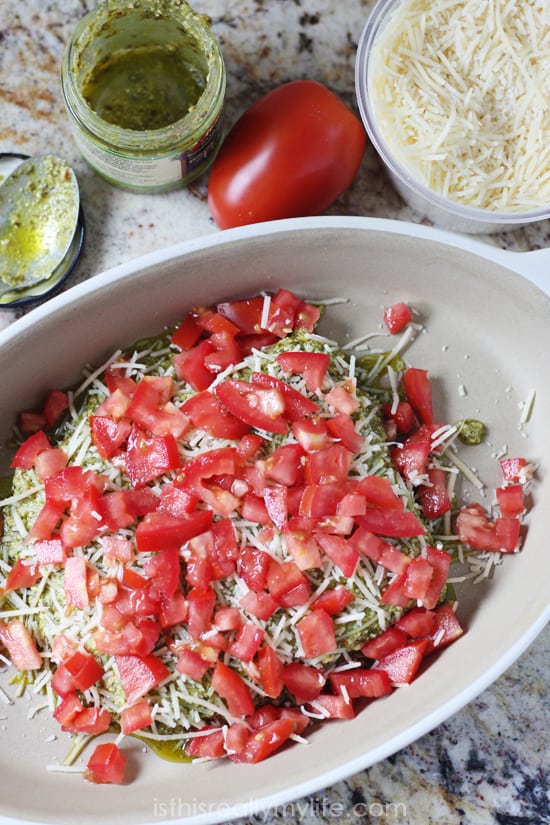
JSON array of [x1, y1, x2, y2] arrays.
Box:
[[355, 0, 550, 234], [61, 0, 226, 193]]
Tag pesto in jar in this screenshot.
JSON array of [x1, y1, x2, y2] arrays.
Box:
[[81, 44, 206, 131]]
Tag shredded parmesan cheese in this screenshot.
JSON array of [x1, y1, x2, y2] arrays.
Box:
[[367, 0, 550, 211]]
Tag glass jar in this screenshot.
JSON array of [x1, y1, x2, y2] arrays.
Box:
[[61, 0, 226, 193]]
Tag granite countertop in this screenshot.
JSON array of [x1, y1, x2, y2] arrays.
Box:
[[1, 2, 549, 823]]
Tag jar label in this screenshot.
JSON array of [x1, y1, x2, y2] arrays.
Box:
[[71, 112, 223, 191]]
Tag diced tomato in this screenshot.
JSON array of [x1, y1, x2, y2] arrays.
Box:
[[357, 475, 404, 510], [196, 309, 241, 337], [72, 706, 112, 735], [291, 416, 330, 452], [380, 571, 412, 608], [357, 509, 425, 538], [251, 372, 319, 420], [308, 693, 355, 720], [263, 485, 288, 530], [125, 426, 181, 488], [391, 434, 432, 481], [276, 351, 330, 394], [426, 603, 464, 651], [171, 312, 203, 351], [384, 302, 412, 334], [64, 556, 90, 609], [383, 400, 417, 434], [375, 639, 429, 684], [42, 389, 69, 428], [34, 447, 69, 480], [173, 339, 216, 391], [402, 556, 434, 601], [237, 546, 271, 592], [284, 527, 323, 570], [257, 646, 285, 698], [499, 456, 527, 482], [217, 296, 265, 334], [64, 649, 104, 691], [421, 545, 451, 609], [215, 379, 287, 434], [0, 619, 42, 670], [266, 559, 311, 607], [296, 609, 337, 659], [85, 742, 126, 785], [120, 699, 153, 734], [104, 366, 137, 397], [305, 444, 352, 485], [326, 413, 364, 454], [229, 717, 295, 764], [311, 584, 355, 615], [361, 626, 409, 660], [299, 481, 347, 518], [283, 662, 325, 703], [395, 606, 438, 638], [328, 667, 393, 699], [258, 443, 305, 487], [402, 368, 435, 426], [135, 510, 212, 552], [115, 654, 170, 704], [239, 589, 279, 621], [229, 623, 265, 662], [176, 648, 212, 681], [10, 430, 51, 469], [186, 587, 216, 639], [125, 379, 189, 440], [53, 693, 83, 728], [3, 558, 41, 592], [181, 390, 250, 440], [350, 527, 409, 574], [324, 383, 360, 415], [186, 726, 226, 759], [315, 533, 359, 577], [419, 467, 451, 520], [90, 415, 132, 459], [203, 330, 243, 374], [456, 503, 520, 553], [241, 493, 270, 525], [211, 660, 255, 717], [496, 484, 524, 517], [214, 607, 243, 632]]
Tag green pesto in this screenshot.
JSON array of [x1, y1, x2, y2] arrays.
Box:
[[82, 44, 206, 131], [457, 418, 486, 446]]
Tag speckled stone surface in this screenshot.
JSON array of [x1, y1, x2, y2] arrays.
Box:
[[1, 2, 549, 823]]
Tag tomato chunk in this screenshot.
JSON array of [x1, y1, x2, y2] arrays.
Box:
[[85, 742, 126, 785]]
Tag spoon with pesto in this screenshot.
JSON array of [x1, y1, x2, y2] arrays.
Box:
[[0, 155, 80, 299]]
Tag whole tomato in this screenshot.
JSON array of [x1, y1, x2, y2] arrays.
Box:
[[207, 80, 366, 229]]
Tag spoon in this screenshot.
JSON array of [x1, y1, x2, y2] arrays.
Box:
[[0, 155, 80, 299]]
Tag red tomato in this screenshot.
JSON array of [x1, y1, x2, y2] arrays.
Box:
[[361, 626, 409, 660], [357, 508, 425, 538], [42, 389, 69, 428], [257, 646, 285, 699], [328, 668, 393, 699], [296, 609, 337, 659], [120, 699, 153, 734], [3, 558, 41, 592], [85, 742, 126, 785], [215, 379, 288, 434], [384, 302, 412, 334], [211, 660, 255, 717], [456, 503, 520, 553], [181, 390, 250, 440], [10, 430, 51, 469], [207, 80, 365, 229], [375, 639, 429, 684], [229, 718, 295, 764], [115, 654, 170, 704], [496, 484, 524, 517], [0, 619, 42, 670], [419, 467, 451, 520], [402, 368, 435, 426], [276, 351, 330, 394], [283, 662, 326, 703]]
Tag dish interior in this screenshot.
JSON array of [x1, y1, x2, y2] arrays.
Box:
[[1, 222, 549, 825]]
